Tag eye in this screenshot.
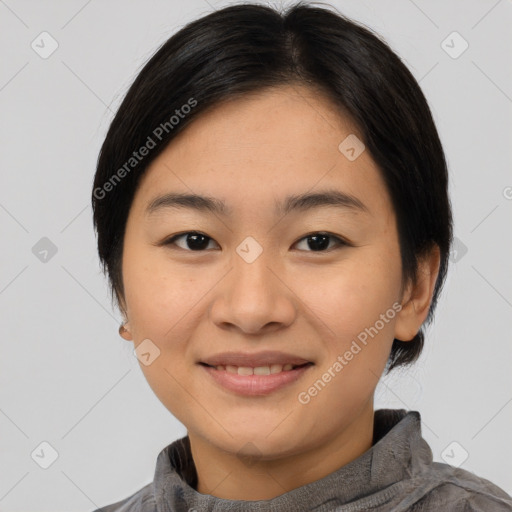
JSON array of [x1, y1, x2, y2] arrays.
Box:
[[162, 231, 349, 252], [163, 231, 219, 251], [293, 232, 348, 252]]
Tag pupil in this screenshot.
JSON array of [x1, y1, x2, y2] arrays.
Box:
[[187, 233, 209, 250], [308, 234, 329, 251]]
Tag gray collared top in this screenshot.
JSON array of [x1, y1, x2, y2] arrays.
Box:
[[92, 409, 512, 511]]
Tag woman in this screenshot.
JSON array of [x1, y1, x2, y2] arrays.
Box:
[[91, 2, 512, 510]]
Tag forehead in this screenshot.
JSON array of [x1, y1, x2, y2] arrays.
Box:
[[132, 85, 393, 221]]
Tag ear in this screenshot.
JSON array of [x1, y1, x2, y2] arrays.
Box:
[[394, 244, 441, 342], [117, 291, 133, 341], [119, 311, 134, 342], [120, 322, 134, 341]]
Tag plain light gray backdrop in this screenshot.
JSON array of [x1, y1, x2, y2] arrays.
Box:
[[1, 0, 511, 510]]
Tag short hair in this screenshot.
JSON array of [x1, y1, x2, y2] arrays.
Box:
[[92, 1, 453, 372]]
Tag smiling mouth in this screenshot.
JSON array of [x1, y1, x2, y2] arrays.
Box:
[[200, 362, 313, 376], [199, 361, 314, 396]]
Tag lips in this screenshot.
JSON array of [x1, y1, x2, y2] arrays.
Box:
[[201, 362, 313, 396], [199, 350, 313, 368], [198, 351, 314, 396]]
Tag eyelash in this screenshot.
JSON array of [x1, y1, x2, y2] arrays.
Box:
[[162, 231, 349, 253]]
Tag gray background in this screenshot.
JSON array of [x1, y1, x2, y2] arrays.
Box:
[[1, 0, 511, 510]]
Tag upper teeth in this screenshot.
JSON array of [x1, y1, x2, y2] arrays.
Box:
[[216, 364, 295, 375]]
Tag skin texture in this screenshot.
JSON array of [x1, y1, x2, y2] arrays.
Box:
[[119, 85, 440, 501]]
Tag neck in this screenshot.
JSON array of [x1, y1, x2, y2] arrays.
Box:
[[189, 401, 375, 501]]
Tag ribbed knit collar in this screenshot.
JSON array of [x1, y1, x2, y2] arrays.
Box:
[[152, 409, 432, 511]]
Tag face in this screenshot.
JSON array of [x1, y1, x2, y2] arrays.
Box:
[[119, 85, 413, 464]]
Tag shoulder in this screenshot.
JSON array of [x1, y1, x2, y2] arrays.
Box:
[[89, 482, 156, 512], [412, 462, 512, 511]]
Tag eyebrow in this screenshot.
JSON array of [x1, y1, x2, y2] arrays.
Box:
[[145, 189, 370, 218]]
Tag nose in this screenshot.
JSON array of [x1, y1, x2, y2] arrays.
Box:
[[209, 248, 296, 335]]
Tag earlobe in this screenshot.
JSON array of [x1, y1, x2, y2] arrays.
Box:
[[118, 322, 133, 341], [394, 244, 441, 342]]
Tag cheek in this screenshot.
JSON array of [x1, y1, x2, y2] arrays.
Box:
[[136, 357, 201, 434], [122, 246, 200, 339], [122, 251, 203, 425], [295, 263, 400, 430], [297, 250, 402, 338], [294, 249, 401, 410]]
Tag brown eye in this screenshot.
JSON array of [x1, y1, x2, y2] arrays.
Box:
[[164, 232, 219, 251], [293, 232, 348, 252]]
